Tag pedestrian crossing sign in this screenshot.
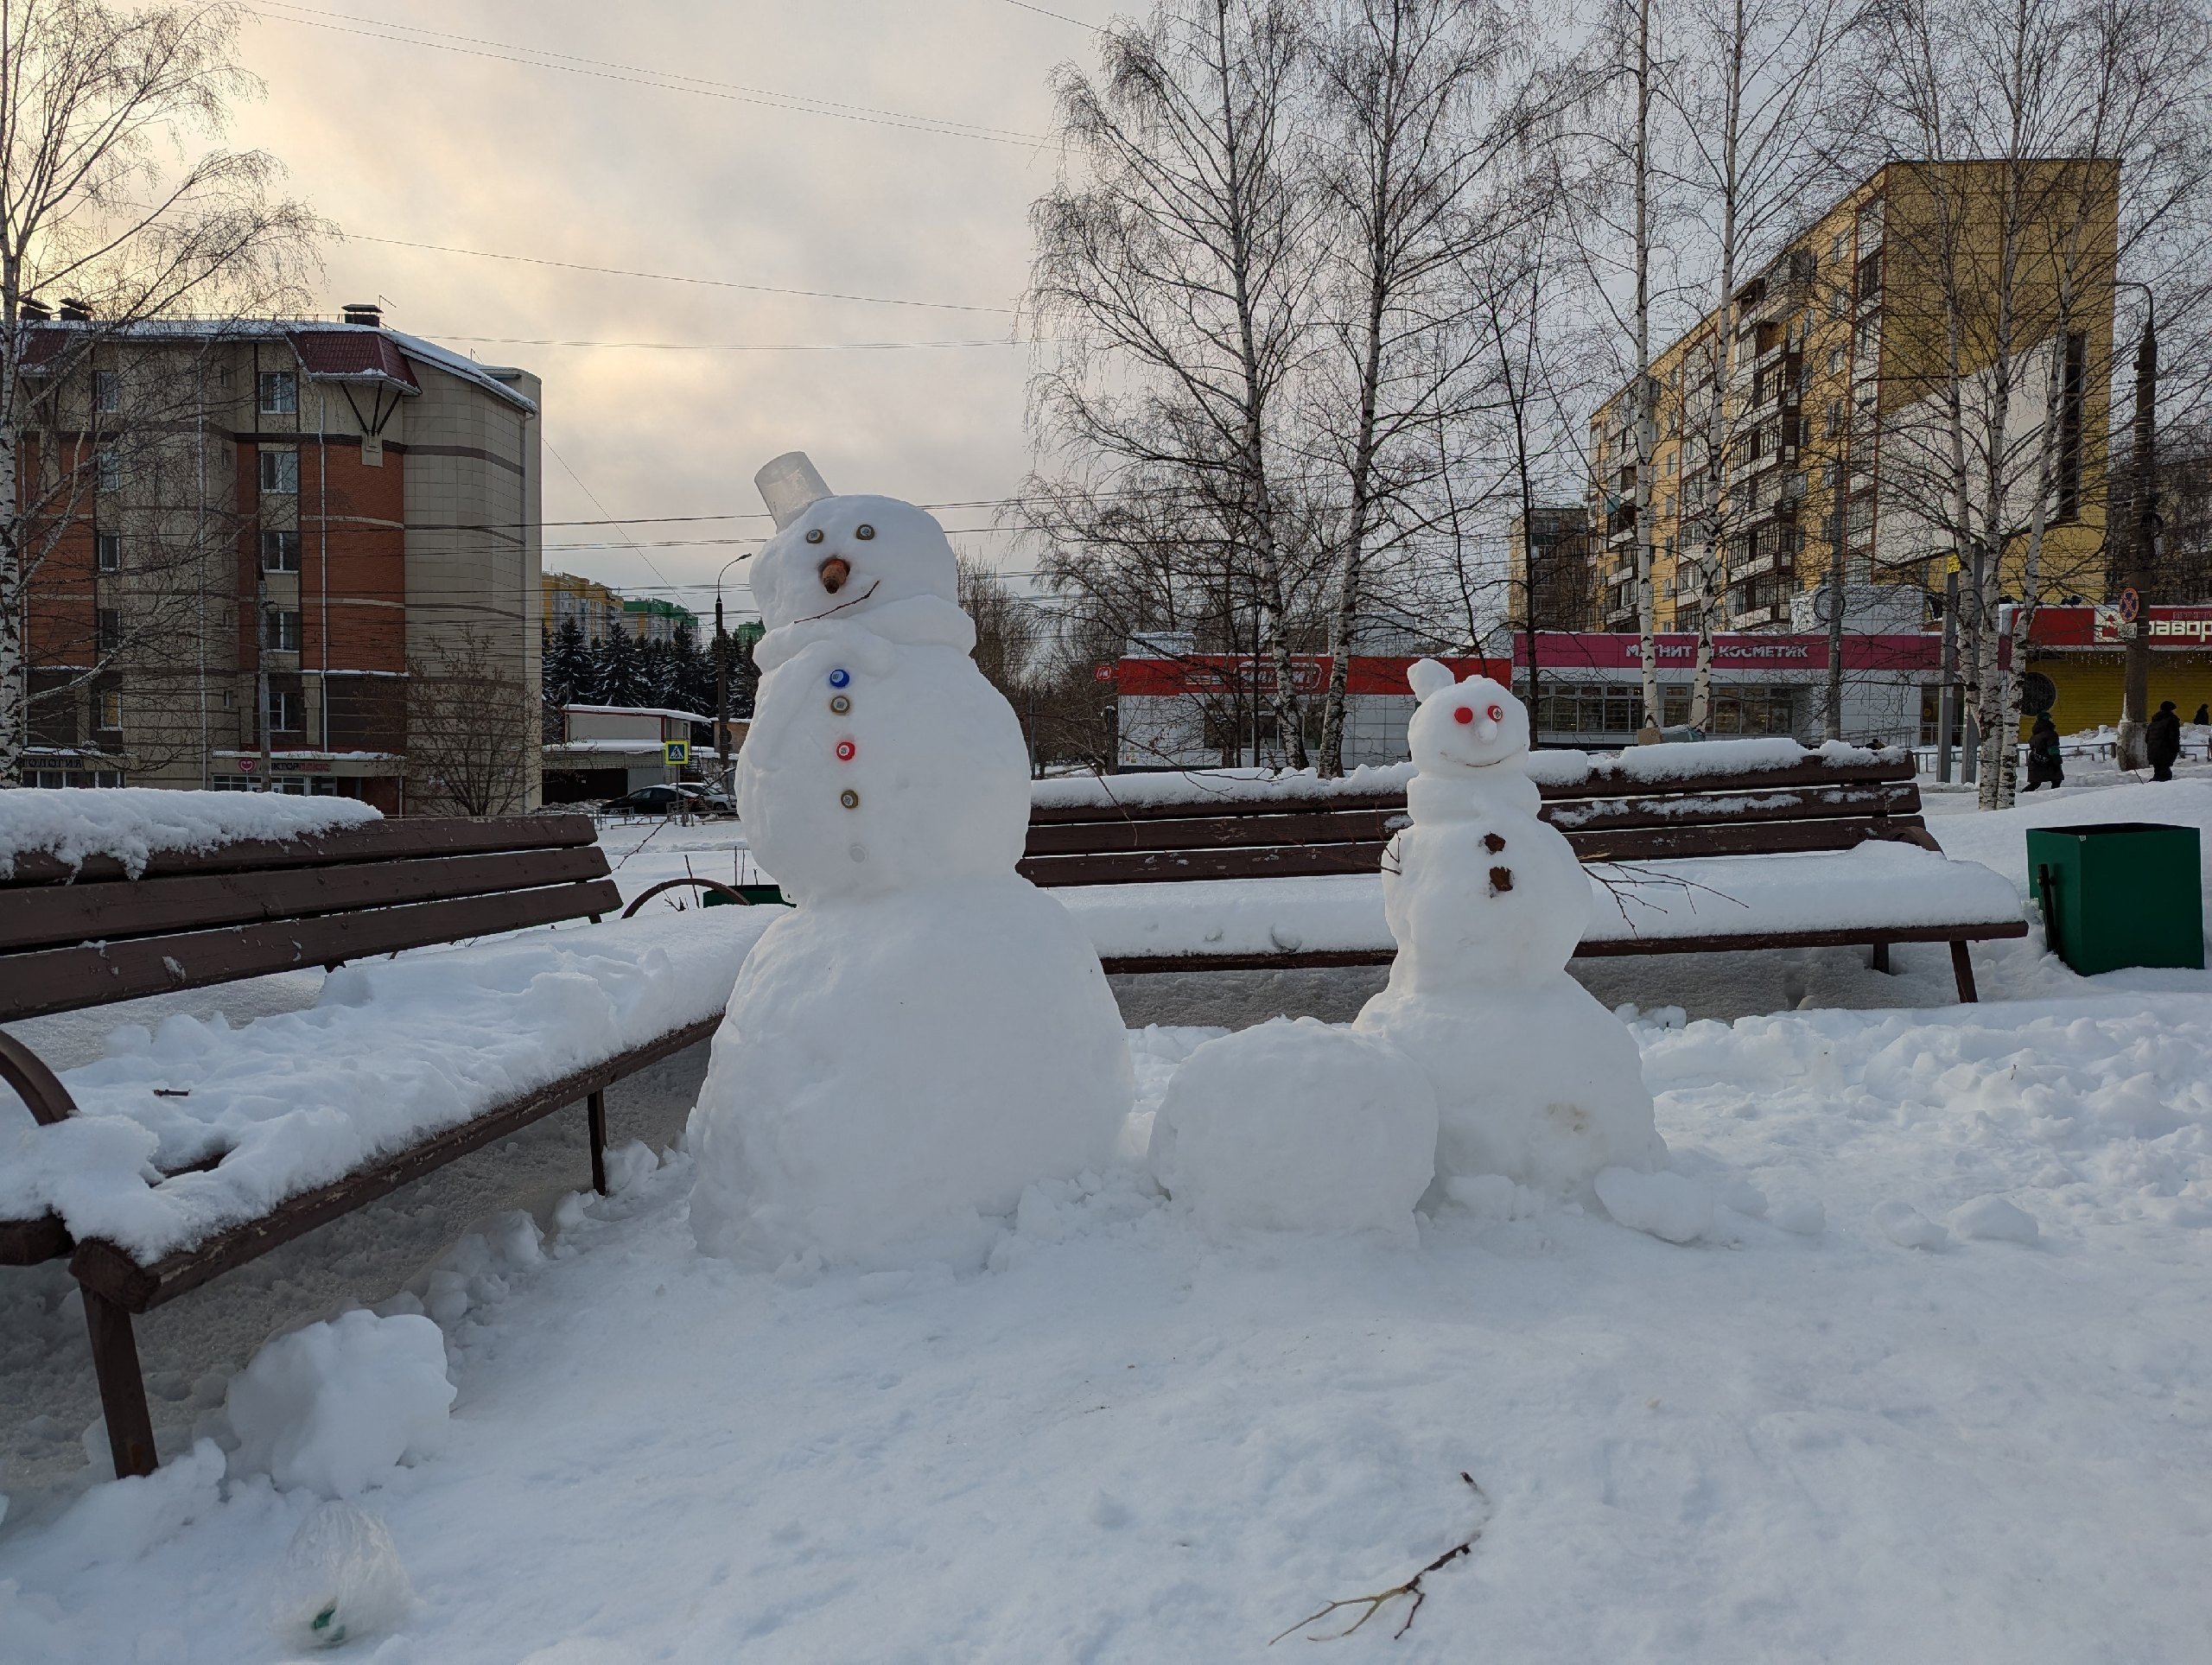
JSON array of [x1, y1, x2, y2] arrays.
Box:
[[664, 740, 690, 765]]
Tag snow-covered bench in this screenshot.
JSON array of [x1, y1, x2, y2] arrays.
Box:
[[1024, 742, 2028, 1000], [0, 797, 767, 1478]]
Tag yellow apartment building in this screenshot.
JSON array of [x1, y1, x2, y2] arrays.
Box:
[[1586, 159, 2118, 637]]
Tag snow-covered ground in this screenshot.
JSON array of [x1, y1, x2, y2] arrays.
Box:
[[3, 767, 2209, 1661]]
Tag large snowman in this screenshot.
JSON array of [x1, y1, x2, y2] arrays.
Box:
[[1356, 660, 1664, 1197], [687, 454, 1134, 1268]]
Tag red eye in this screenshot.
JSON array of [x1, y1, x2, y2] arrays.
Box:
[[1452, 706, 1474, 725], [1486, 703, 1504, 722]]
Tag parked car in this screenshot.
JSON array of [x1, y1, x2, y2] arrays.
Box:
[[601, 783, 736, 817]]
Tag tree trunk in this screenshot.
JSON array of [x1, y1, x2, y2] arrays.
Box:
[[1632, 0, 1661, 727]]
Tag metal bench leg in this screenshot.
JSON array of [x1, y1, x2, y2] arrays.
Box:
[[82, 1288, 157, 1478], [1949, 940, 1980, 1003], [1870, 940, 1892, 974], [588, 1090, 609, 1195]]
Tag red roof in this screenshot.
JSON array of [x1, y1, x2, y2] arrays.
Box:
[[287, 331, 421, 391]]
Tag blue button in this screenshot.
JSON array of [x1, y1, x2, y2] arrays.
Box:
[[828, 668, 850, 689]]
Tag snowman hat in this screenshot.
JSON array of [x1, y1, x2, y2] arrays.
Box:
[[755, 451, 835, 530]]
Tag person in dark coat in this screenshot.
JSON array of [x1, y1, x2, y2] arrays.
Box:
[[2194, 702, 2209, 726], [2146, 700, 2183, 781], [2024, 713, 2064, 791]]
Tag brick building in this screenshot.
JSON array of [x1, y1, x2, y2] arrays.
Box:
[[15, 307, 541, 810]]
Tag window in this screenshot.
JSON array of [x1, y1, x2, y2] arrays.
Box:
[[1827, 398, 1846, 437], [96, 683, 123, 734], [269, 682, 304, 732], [95, 449, 119, 492], [258, 448, 299, 494], [261, 529, 302, 572], [93, 370, 120, 413], [266, 607, 302, 652], [96, 608, 122, 652], [1830, 231, 1848, 264], [95, 531, 120, 572], [259, 371, 298, 414], [2056, 331, 2086, 521], [1856, 250, 1882, 304], [1827, 346, 1846, 376]]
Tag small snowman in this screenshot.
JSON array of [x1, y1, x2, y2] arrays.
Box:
[[687, 454, 1134, 1268], [1355, 660, 1664, 1198]]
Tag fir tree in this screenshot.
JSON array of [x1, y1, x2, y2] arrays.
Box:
[[671, 622, 715, 716], [544, 615, 594, 707], [593, 622, 643, 707]]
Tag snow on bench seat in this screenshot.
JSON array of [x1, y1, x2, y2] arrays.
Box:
[[0, 909, 776, 1263], [1055, 841, 2024, 965]]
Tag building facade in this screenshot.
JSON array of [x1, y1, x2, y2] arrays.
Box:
[[542, 703, 710, 803], [1586, 160, 2116, 639], [620, 595, 697, 645], [542, 571, 626, 644], [15, 308, 541, 810]]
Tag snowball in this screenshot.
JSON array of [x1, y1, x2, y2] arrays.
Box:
[[1951, 1195, 2040, 1245], [690, 880, 1134, 1268], [226, 1311, 454, 1498], [268, 1500, 415, 1649], [1146, 1017, 1437, 1238], [1873, 1201, 1948, 1250], [1770, 1196, 1827, 1236], [1594, 1167, 1713, 1244]]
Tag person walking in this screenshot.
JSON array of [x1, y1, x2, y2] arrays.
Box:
[[2146, 699, 2183, 782], [2193, 702, 2209, 726], [2025, 713, 2064, 791]]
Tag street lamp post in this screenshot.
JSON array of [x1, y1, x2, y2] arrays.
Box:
[[712, 553, 754, 791]]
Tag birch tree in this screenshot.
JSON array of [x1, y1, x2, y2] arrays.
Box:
[[1029, 0, 1324, 767], [0, 0, 321, 784]]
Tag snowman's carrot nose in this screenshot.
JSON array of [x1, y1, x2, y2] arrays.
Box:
[[819, 556, 851, 594]]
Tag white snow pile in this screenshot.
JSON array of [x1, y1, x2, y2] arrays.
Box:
[[266, 1500, 416, 1649], [1146, 1016, 1436, 1238], [226, 1311, 454, 1498], [1593, 1166, 1713, 1243], [0, 787, 379, 877], [0, 908, 776, 1259]]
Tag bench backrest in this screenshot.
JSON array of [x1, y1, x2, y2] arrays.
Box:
[[1020, 753, 1931, 888], [0, 816, 618, 1024]]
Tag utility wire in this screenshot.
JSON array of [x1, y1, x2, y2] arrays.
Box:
[[346, 234, 1018, 315], [246, 1, 1050, 146], [428, 334, 1021, 352]]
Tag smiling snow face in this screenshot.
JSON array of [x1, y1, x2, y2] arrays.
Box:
[[1405, 660, 1529, 775], [748, 494, 961, 633]]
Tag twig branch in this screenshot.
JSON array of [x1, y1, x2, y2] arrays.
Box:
[[1270, 1472, 1489, 1645]]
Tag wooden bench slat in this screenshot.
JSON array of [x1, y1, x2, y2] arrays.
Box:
[[1021, 842, 1393, 887], [0, 846, 613, 955], [1567, 817, 1930, 864], [1535, 755, 1916, 801], [1029, 790, 1409, 827], [2, 814, 598, 888], [0, 879, 621, 1023], [1548, 781, 1922, 833], [69, 1013, 722, 1313], [1025, 807, 1405, 857]]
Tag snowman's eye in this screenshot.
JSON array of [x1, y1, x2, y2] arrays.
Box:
[[1486, 703, 1504, 722], [804, 528, 825, 544], [855, 524, 875, 540], [1452, 706, 1474, 725], [819, 556, 850, 594]]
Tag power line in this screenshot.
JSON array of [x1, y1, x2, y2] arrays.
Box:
[[346, 234, 1019, 315], [999, 0, 1107, 30], [246, 1, 1050, 146]]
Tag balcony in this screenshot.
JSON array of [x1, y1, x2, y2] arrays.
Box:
[[1726, 601, 1791, 629]]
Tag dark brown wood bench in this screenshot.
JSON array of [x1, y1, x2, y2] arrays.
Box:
[[1020, 748, 2028, 1000], [0, 814, 721, 1478]]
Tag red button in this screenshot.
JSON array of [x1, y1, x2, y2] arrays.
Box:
[[1452, 706, 1473, 724], [836, 739, 857, 761]]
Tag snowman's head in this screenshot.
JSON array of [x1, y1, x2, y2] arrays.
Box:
[[748, 493, 960, 633], [1404, 659, 1529, 775]]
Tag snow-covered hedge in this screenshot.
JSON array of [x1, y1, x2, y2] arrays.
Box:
[[0, 788, 381, 878]]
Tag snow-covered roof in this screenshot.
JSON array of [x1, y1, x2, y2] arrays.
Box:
[[562, 704, 713, 725], [16, 318, 537, 414]]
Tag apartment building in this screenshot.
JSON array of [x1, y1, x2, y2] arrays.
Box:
[[15, 306, 541, 810], [543, 571, 626, 644], [1586, 159, 2116, 639], [620, 595, 698, 645]]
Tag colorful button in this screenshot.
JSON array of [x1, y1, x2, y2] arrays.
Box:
[[828, 668, 851, 689], [835, 739, 857, 761], [840, 788, 860, 810], [830, 694, 851, 714]]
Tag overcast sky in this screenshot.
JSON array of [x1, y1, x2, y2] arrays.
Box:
[[227, 0, 1106, 620]]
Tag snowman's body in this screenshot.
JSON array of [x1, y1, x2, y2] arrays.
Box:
[[1355, 664, 1663, 1197], [689, 488, 1133, 1268]]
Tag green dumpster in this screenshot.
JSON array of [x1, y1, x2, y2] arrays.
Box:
[[2025, 822, 2204, 975]]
